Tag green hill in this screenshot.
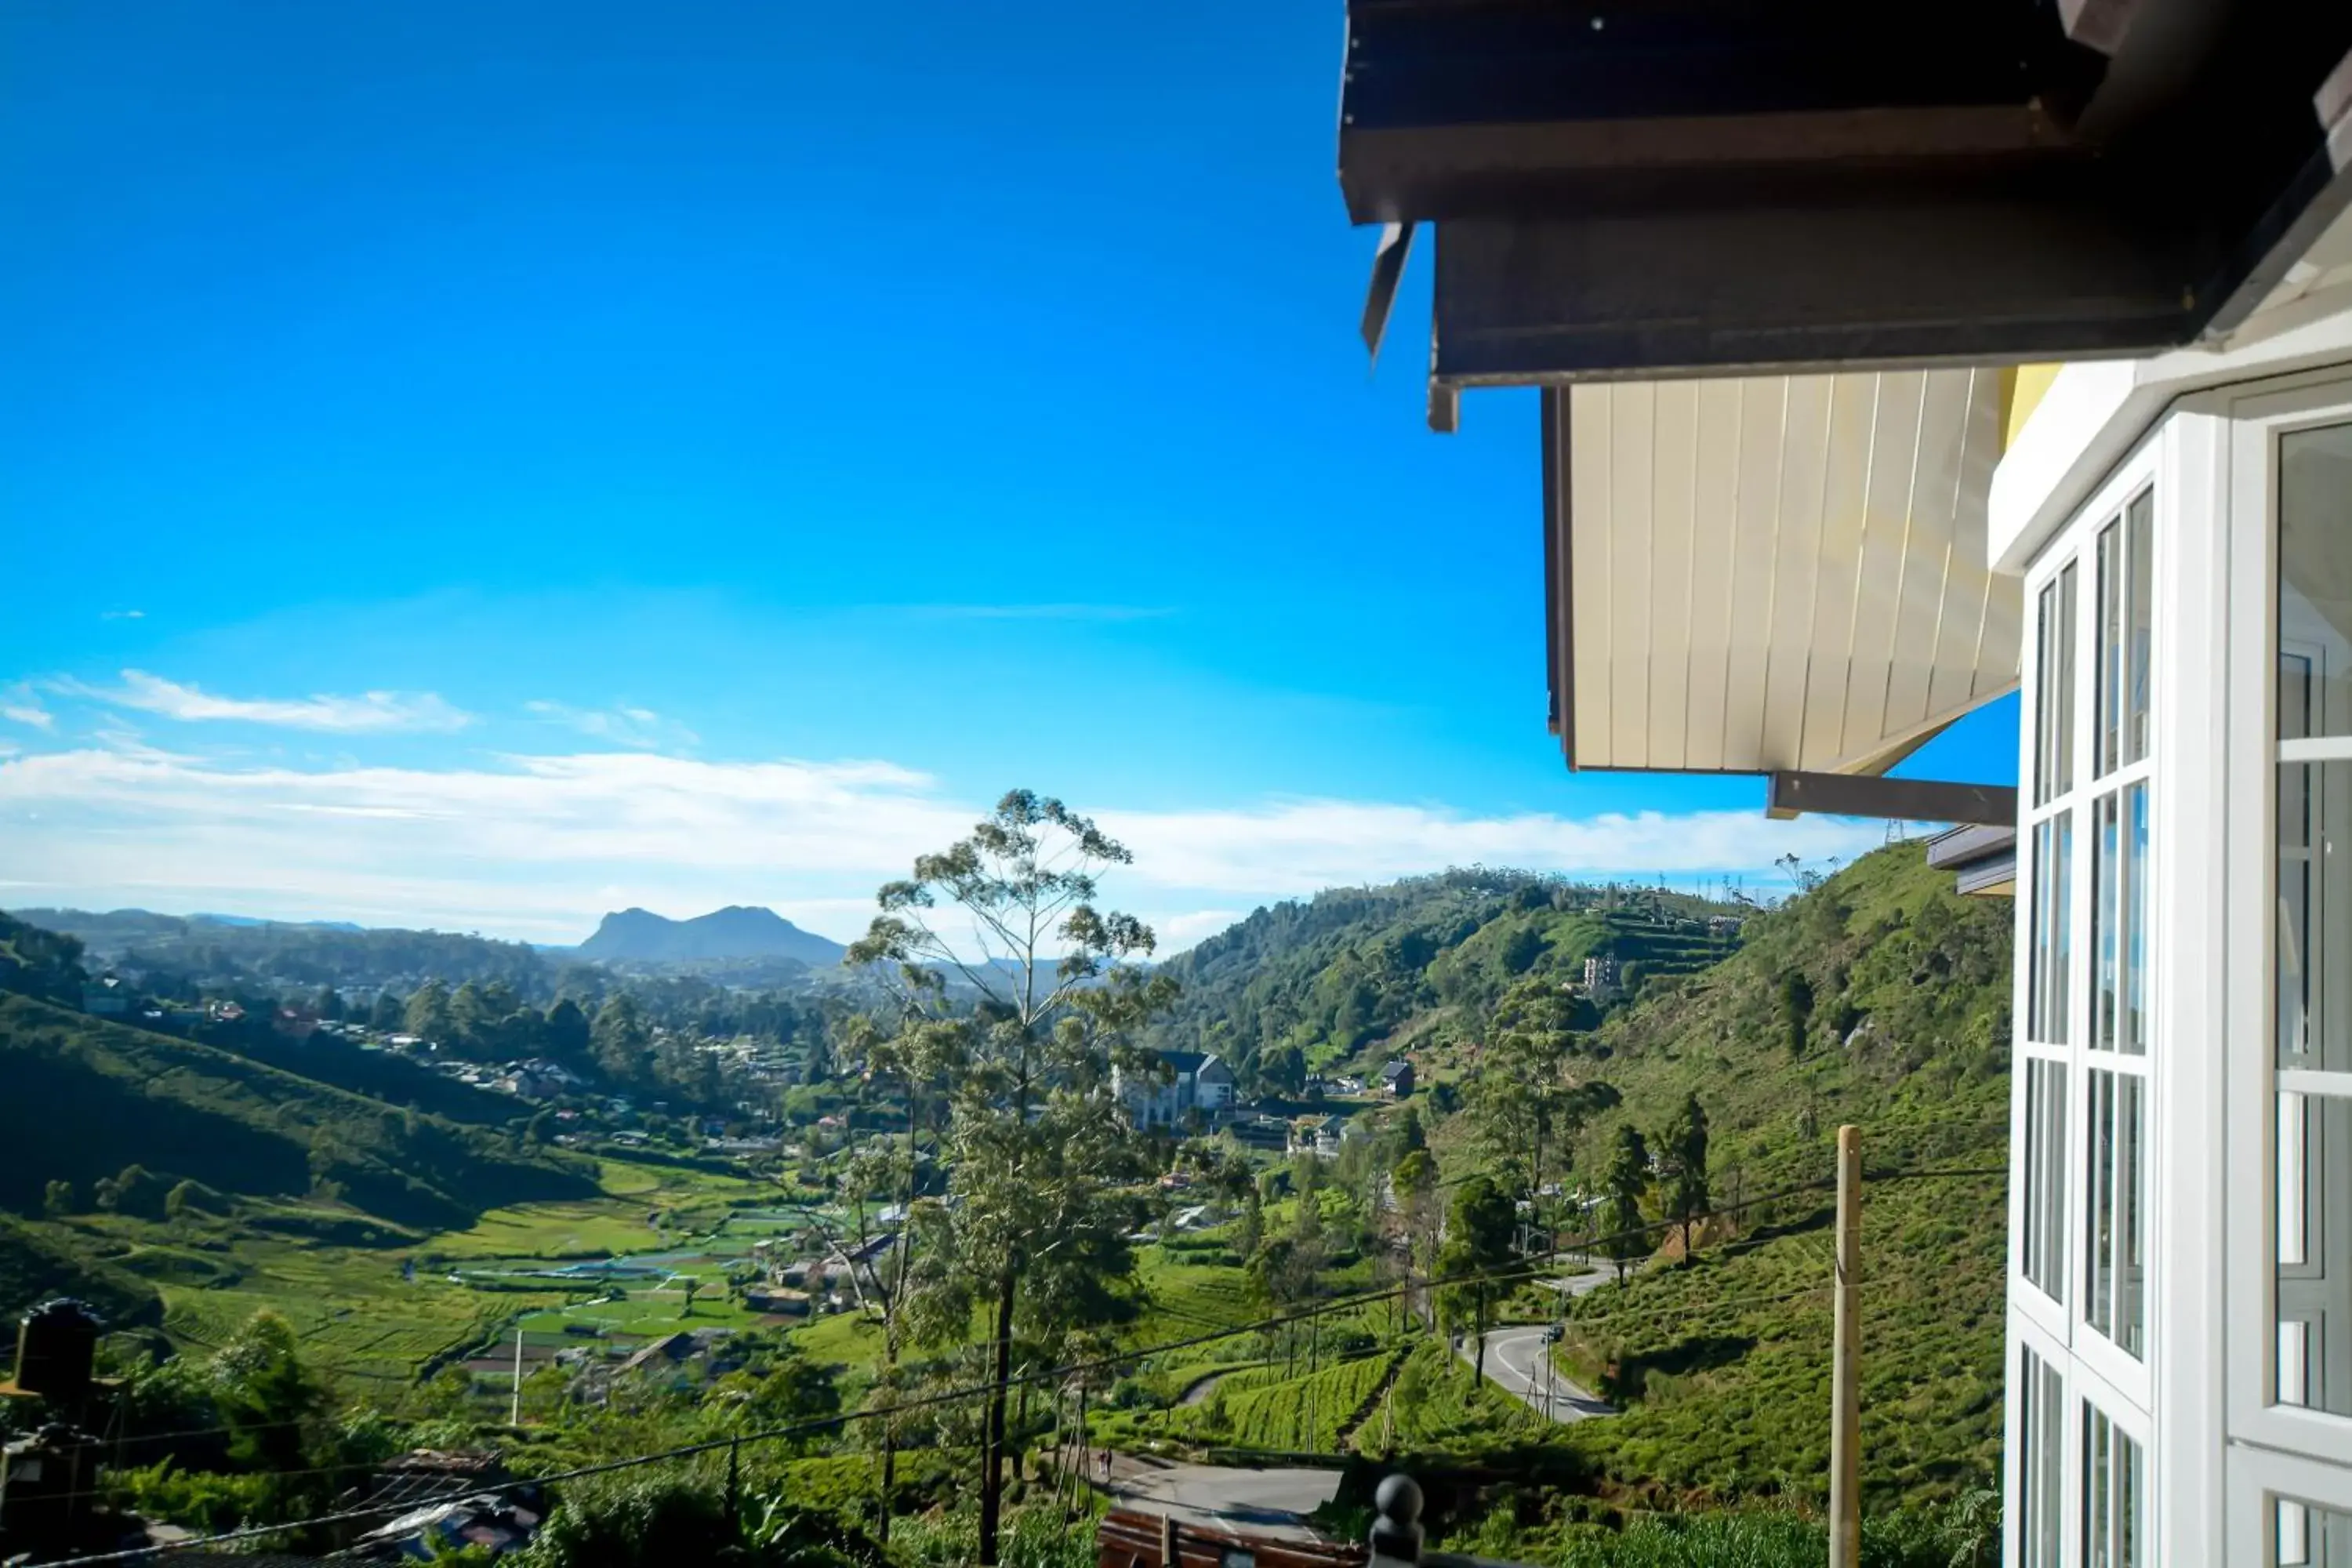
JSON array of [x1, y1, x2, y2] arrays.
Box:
[[0, 1212, 162, 1326], [0, 992, 598, 1231], [1534, 843, 2012, 1510], [1149, 871, 1744, 1088]]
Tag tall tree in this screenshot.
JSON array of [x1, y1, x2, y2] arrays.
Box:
[[1468, 976, 1617, 1243], [367, 990, 403, 1032], [591, 993, 652, 1084], [1660, 1093, 1711, 1265], [545, 996, 593, 1065], [403, 980, 452, 1044], [1602, 1125, 1652, 1286], [847, 790, 1171, 1565], [1436, 1175, 1518, 1381], [1391, 1148, 1441, 1330]]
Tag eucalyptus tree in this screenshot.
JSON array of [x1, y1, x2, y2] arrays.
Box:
[[1658, 1091, 1711, 1265], [847, 789, 1173, 1564], [1468, 975, 1618, 1240], [1602, 1124, 1653, 1286]]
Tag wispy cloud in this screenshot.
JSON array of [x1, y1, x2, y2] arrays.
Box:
[[0, 746, 1890, 946], [56, 670, 474, 734], [524, 701, 699, 750], [100, 609, 146, 621], [2, 687, 53, 731]]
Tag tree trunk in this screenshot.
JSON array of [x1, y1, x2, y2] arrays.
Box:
[[979, 1266, 1018, 1566], [879, 1423, 898, 1542], [1473, 1286, 1488, 1383]]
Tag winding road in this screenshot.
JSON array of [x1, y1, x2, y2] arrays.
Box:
[[1461, 1326, 1614, 1421], [1098, 1455, 1341, 1541]]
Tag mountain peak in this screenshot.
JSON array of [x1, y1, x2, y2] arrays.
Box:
[[575, 906, 845, 967]]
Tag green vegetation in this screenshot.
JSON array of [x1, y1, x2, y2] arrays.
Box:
[[1526, 844, 2009, 1512], [0, 833, 2011, 1564], [0, 991, 597, 1228], [1145, 874, 1743, 1092]]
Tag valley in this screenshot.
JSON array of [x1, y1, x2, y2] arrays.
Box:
[[0, 834, 2009, 1567]]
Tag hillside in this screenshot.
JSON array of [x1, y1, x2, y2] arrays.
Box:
[[575, 905, 847, 967], [1146, 870, 1745, 1091], [0, 992, 598, 1229], [0, 1212, 161, 1325], [1529, 843, 2012, 1509], [12, 906, 558, 996]]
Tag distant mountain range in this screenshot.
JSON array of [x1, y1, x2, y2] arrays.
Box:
[[574, 906, 847, 967]]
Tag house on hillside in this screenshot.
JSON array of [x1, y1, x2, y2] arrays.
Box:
[[1319, 9, 2352, 1555], [79, 977, 129, 1017], [1580, 956, 1622, 1003], [1377, 1059, 1414, 1098], [1113, 1048, 1236, 1130]]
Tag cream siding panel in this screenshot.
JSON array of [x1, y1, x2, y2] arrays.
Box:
[[1758, 377, 1833, 769], [1683, 380, 1744, 771], [1801, 376, 1875, 765], [1562, 367, 2019, 775], [1569, 387, 1616, 766], [1926, 371, 2009, 720], [1722, 378, 1788, 771], [1607, 385, 1655, 767], [1646, 380, 1700, 770], [1844, 371, 1928, 754], [1885, 368, 1971, 731]]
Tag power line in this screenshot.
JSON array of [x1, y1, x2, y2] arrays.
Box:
[[38, 1155, 2003, 1563]]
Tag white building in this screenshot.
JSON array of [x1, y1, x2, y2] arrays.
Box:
[[1322, 10, 2352, 1557], [1114, 1049, 1235, 1131]]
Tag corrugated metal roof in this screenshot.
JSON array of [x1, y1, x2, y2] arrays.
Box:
[[1547, 367, 2020, 775]]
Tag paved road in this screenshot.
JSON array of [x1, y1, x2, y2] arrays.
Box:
[[1461, 1327, 1614, 1421], [1098, 1457, 1341, 1541]]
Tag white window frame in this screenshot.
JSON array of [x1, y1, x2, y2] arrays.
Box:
[[2078, 1359, 2155, 1568], [2223, 372, 2352, 1472], [2015, 442, 2165, 1410], [2009, 1316, 2077, 1568]]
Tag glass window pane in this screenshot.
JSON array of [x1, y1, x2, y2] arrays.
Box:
[[2279, 1089, 2352, 1415], [2280, 762, 2352, 1072], [2086, 1069, 2147, 1358], [2093, 785, 2151, 1055], [2126, 489, 2152, 765], [2019, 1348, 2064, 1568], [2033, 812, 2074, 1045], [2274, 1496, 2352, 1566], [2281, 423, 2352, 739], [2038, 565, 2079, 804], [2024, 1060, 2068, 1301], [2117, 521, 2136, 780], [2083, 1403, 2144, 1568]]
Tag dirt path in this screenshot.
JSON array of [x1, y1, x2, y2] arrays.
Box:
[[1177, 1370, 1231, 1406], [1334, 1350, 1406, 1451]]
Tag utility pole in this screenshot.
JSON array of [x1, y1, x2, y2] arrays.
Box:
[[1829, 1126, 1862, 1568], [510, 1327, 524, 1426]]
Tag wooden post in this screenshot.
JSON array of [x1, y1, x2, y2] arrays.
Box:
[[1829, 1126, 1862, 1568], [1161, 1512, 1179, 1568]]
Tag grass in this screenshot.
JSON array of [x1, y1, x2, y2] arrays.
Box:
[[1371, 1338, 1548, 1451]]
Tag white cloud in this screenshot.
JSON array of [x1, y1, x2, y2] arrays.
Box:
[[2, 691, 52, 730], [57, 670, 473, 733], [0, 746, 1895, 947], [100, 609, 146, 621], [524, 701, 699, 750]]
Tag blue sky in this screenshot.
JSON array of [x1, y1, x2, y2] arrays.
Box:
[[0, 0, 2014, 949]]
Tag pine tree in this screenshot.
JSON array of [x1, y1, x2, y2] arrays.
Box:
[[1661, 1092, 1711, 1265], [1602, 1125, 1652, 1286]]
